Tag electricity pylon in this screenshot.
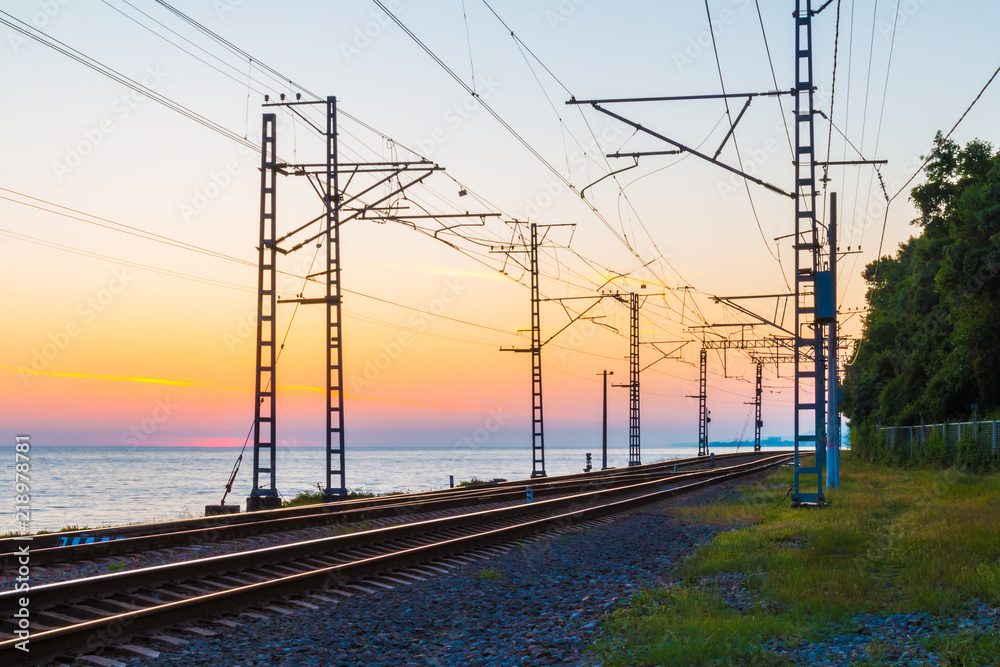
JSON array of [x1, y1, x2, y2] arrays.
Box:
[[612, 293, 641, 465], [567, 1, 869, 505], [498, 222, 610, 478], [248, 95, 493, 509], [754, 362, 764, 452]]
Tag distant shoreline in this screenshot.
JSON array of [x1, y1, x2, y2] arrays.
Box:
[[0, 442, 798, 450]]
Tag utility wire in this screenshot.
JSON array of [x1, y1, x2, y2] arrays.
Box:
[[16, 1, 727, 371], [839, 0, 885, 297], [873, 58, 1000, 273], [476, 0, 708, 310], [0, 227, 254, 293], [845, 0, 880, 253], [704, 0, 788, 287], [852, 0, 898, 281], [887, 62, 1000, 203], [0, 11, 260, 153], [461, 0, 476, 91], [370, 0, 573, 193], [0, 189, 534, 339], [135, 0, 714, 334], [754, 0, 794, 159], [371, 0, 684, 282], [822, 0, 843, 186]]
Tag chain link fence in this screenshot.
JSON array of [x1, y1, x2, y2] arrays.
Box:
[[880, 421, 999, 462]]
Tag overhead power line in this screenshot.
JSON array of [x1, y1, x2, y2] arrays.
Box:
[[370, 0, 696, 288], [0, 10, 260, 153], [703, 0, 788, 288], [7, 1, 751, 376], [104, 0, 717, 335], [0, 188, 528, 340], [873, 58, 1000, 274]]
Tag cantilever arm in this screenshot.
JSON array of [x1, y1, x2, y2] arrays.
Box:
[[542, 298, 605, 347], [585, 103, 793, 199]]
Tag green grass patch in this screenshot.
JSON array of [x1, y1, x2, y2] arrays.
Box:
[[472, 567, 504, 582], [282, 486, 407, 507], [593, 459, 1000, 665], [594, 587, 793, 666], [58, 524, 89, 532], [456, 476, 494, 488], [922, 628, 1000, 665]]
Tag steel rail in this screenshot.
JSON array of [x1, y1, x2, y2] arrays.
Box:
[[2, 456, 785, 603], [0, 451, 762, 560], [0, 454, 791, 664], [3, 474, 645, 568], [2, 455, 788, 604]]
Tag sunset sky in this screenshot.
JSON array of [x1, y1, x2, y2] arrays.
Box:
[[3, 0, 1000, 469]]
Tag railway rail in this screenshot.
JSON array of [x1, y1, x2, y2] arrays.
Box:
[[0, 452, 791, 664], [0, 450, 766, 569]]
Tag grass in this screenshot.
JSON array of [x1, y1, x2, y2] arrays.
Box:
[[58, 524, 89, 533], [472, 567, 504, 582], [456, 476, 494, 488], [923, 629, 1000, 665], [592, 458, 1000, 666], [282, 485, 407, 507]]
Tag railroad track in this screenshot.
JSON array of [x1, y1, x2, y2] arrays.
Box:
[[0, 452, 791, 665], [0, 450, 767, 569]]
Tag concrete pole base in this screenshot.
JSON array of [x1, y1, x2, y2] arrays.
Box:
[[245, 495, 282, 512], [204, 504, 240, 516]]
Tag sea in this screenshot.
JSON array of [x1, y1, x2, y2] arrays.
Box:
[[0, 444, 712, 533]]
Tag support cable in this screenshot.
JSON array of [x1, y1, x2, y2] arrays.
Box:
[[19, 0, 721, 359], [137, 0, 712, 326], [461, 0, 477, 91], [372, 0, 692, 288], [822, 0, 843, 190], [755, 0, 794, 159], [842, 0, 882, 280], [704, 0, 787, 285], [873, 58, 1000, 275], [0, 12, 259, 153]]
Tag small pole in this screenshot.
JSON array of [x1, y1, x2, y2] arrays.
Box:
[[827, 192, 839, 489], [449, 475, 454, 489], [973, 403, 979, 441], [526, 486, 533, 504]]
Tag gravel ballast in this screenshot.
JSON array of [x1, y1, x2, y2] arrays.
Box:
[[85, 474, 999, 666], [113, 485, 734, 667]]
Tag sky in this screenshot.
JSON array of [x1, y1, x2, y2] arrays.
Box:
[[2, 0, 1000, 474]]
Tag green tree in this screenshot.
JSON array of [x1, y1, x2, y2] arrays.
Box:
[[843, 133, 1000, 429]]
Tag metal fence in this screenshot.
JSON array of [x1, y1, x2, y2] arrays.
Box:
[[880, 421, 1000, 458]]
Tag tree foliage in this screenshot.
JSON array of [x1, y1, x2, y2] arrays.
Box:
[[843, 133, 1000, 428]]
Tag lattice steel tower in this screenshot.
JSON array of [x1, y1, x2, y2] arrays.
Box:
[[754, 362, 764, 452], [248, 113, 280, 511], [323, 98, 347, 501], [529, 222, 546, 477], [792, 0, 826, 504], [246, 96, 447, 510], [627, 292, 640, 466], [697, 348, 709, 457]]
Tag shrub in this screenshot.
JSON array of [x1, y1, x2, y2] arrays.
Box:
[[956, 431, 995, 473], [920, 429, 952, 468]]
